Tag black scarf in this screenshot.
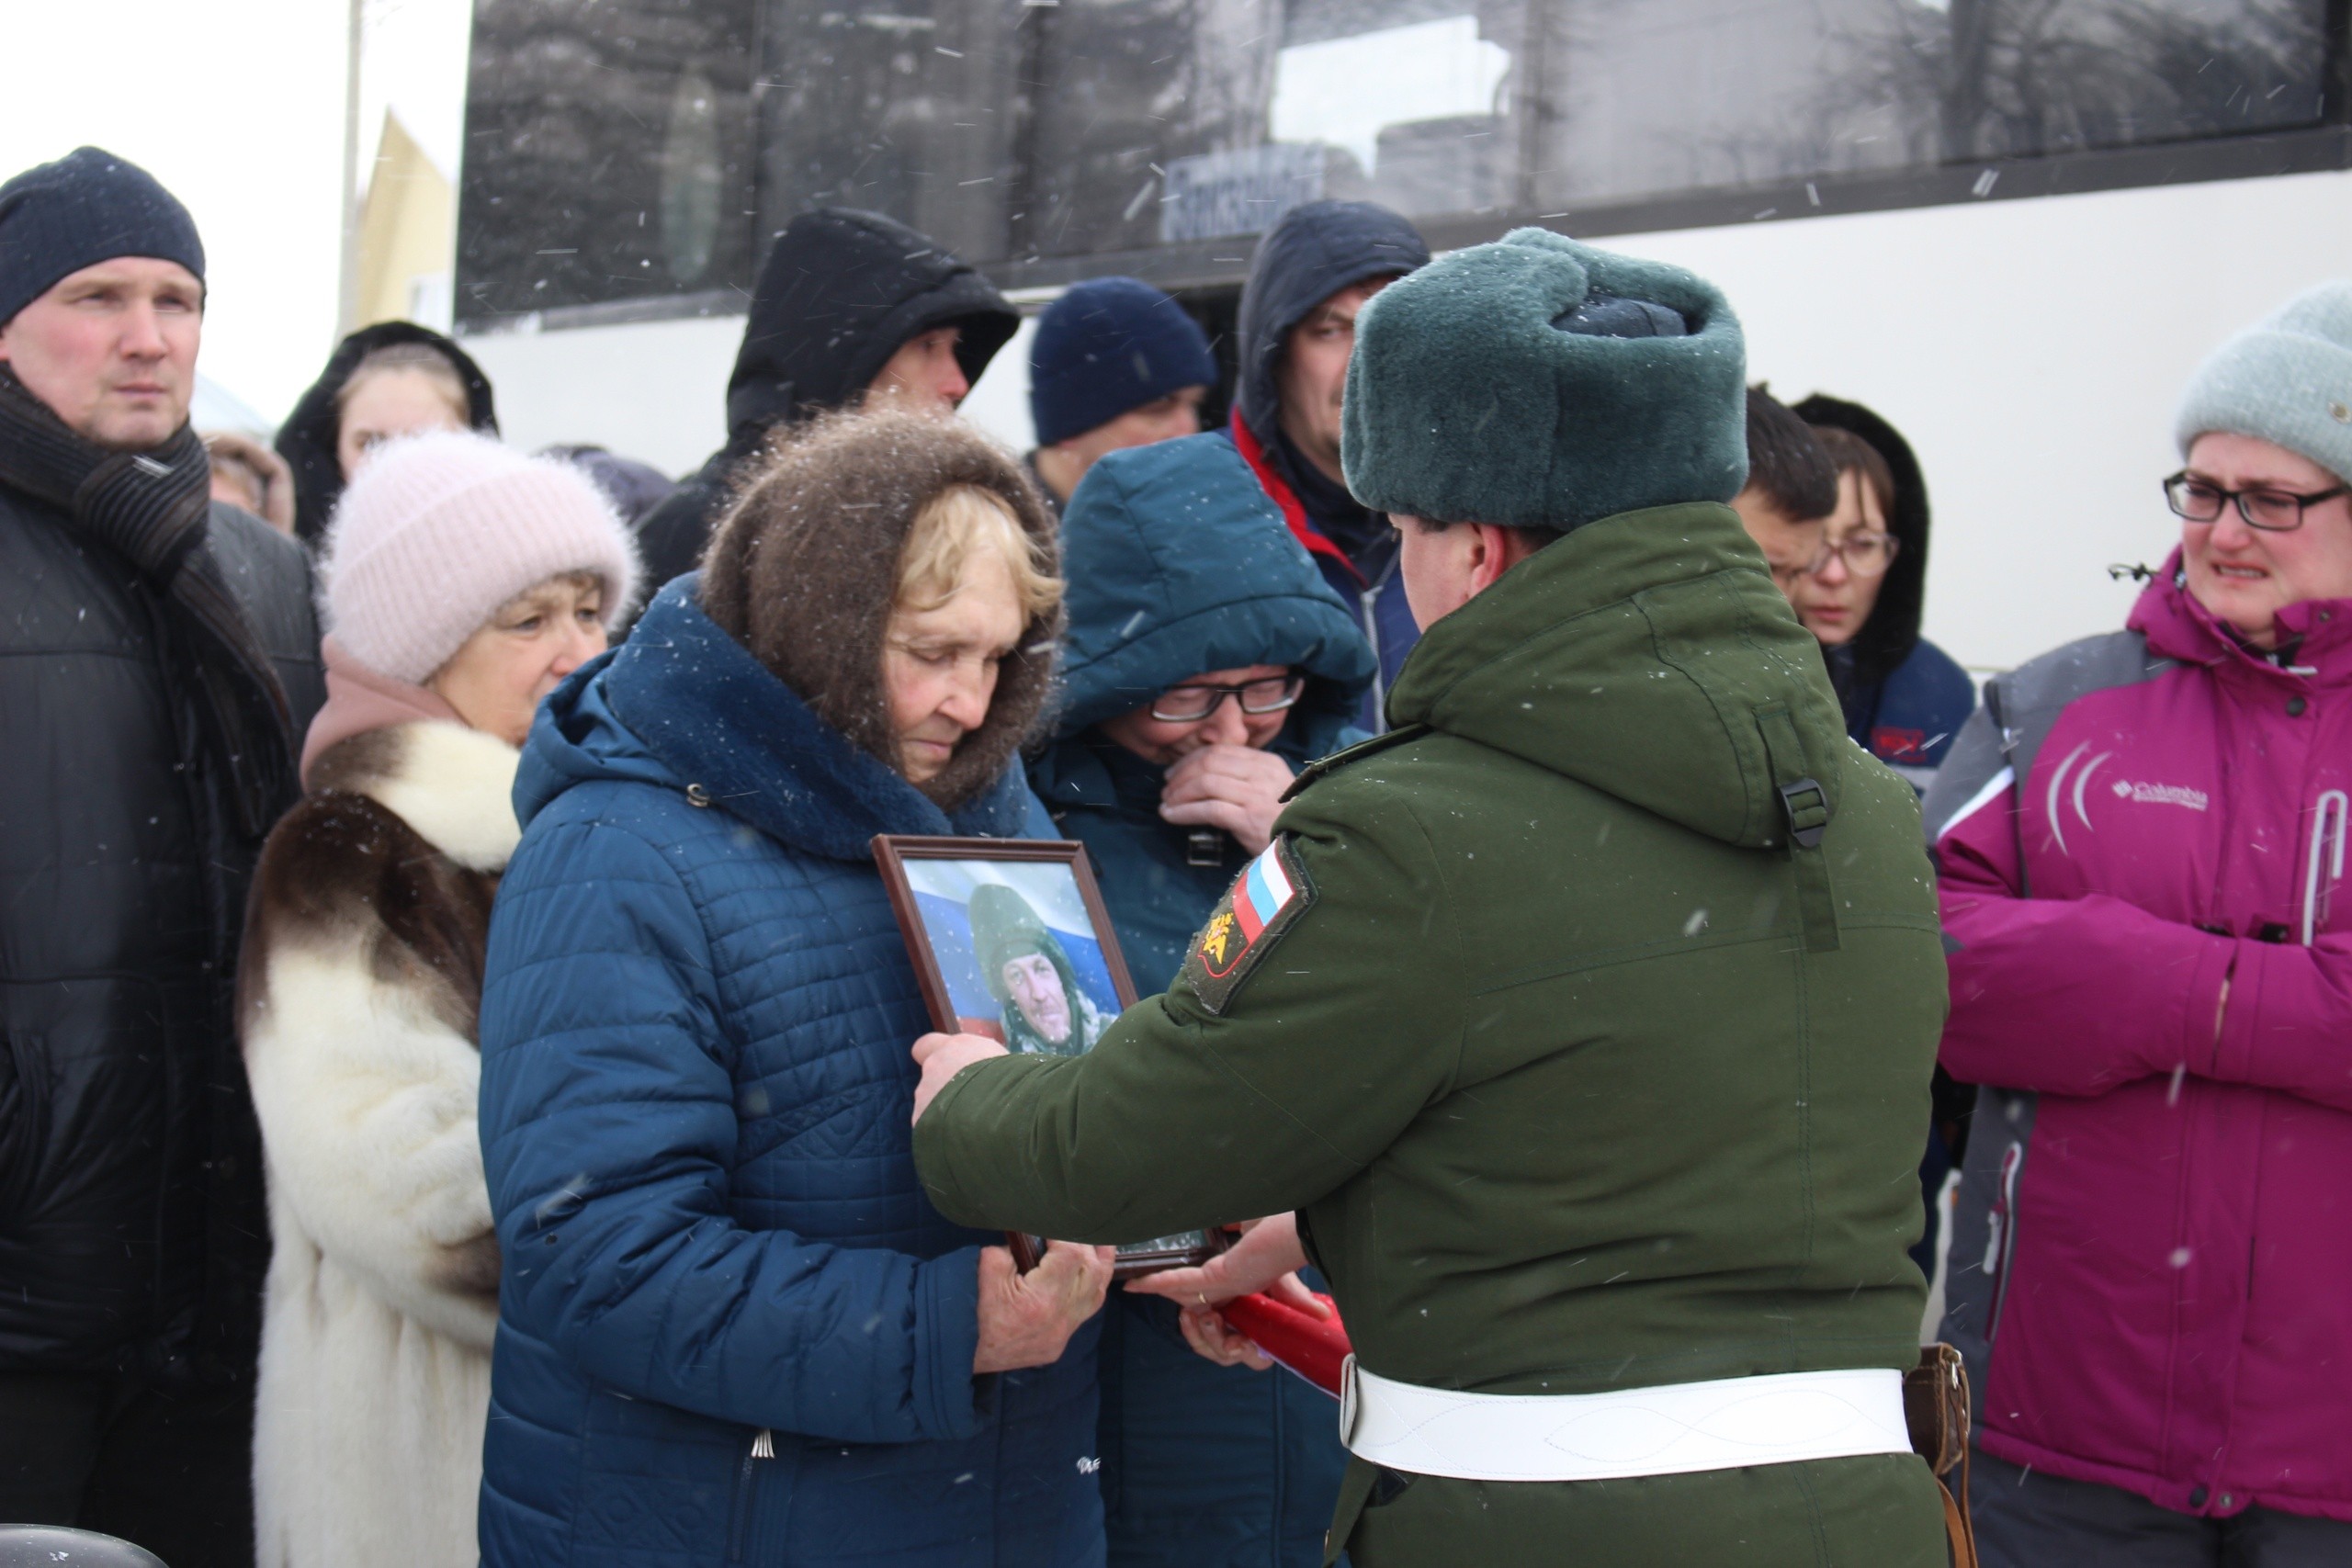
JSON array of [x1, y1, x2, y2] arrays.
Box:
[[0, 367, 296, 837]]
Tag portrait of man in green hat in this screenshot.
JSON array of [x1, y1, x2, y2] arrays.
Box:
[[967, 882, 1111, 1057]]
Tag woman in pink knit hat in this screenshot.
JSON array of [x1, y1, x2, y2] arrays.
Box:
[[234, 428, 639, 1568]]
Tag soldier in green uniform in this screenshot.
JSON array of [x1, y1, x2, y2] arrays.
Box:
[[910, 229, 1949, 1565]]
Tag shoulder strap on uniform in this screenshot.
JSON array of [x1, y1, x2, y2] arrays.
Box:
[[1755, 701, 1839, 953], [1281, 723, 1430, 802]]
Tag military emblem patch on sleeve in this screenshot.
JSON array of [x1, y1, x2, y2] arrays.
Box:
[[1180, 834, 1317, 1016]]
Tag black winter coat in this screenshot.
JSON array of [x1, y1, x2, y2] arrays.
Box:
[[631, 208, 1017, 591], [0, 486, 323, 1382]]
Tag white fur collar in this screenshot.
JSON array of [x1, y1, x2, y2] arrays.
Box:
[[354, 723, 523, 873]]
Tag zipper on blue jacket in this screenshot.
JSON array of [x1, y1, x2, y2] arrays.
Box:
[[729, 1430, 775, 1562]]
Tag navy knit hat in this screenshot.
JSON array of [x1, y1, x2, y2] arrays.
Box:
[[1029, 277, 1218, 447], [0, 148, 205, 327]]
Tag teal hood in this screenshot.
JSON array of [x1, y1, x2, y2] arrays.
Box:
[[1052, 434, 1374, 752]]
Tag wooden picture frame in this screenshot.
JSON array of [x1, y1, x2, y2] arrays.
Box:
[[872, 834, 1229, 1280]]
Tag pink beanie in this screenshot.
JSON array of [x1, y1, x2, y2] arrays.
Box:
[[318, 429, 641, 683]]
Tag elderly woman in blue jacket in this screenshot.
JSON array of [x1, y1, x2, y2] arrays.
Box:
[[1026, 434, 1375, 1568], [474, 410, 1115, 1568]]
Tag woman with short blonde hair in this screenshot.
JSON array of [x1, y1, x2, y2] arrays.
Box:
[[474, 410, 1114, 1568]]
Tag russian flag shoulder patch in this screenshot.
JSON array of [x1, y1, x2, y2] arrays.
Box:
[[1181, 834, 1317, 1016]]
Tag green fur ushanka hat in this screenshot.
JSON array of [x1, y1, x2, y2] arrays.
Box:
[[1341, 227, 1748, 532]]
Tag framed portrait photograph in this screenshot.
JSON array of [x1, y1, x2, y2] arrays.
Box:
[[872, 834, 1228, 1279]]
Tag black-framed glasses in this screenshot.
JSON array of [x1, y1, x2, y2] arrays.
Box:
[[1149, 674, 1305, 723], [1807, 532, 1902, 580], [2164, 470, 2350, 533]]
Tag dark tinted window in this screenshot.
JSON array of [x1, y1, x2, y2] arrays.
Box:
[[457, 0, 2335, 324], [458, 0, 759, 321], [1529, 0, 2327, 210], [752, 2, 1021, 265]]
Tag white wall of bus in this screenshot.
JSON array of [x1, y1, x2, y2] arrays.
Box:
[[461, 164, 2352, 674]]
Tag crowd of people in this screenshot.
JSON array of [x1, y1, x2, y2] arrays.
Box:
[[0, 137, 2346, 1568]]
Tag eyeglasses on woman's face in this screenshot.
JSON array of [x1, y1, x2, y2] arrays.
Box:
[[2165, 470, 2351, 533], [1764, 532, 1901, 586], [1148, 674, 1305, 723], [1808, 532, 1901, 580]]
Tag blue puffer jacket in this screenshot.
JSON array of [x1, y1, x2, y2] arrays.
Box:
[[1827, 635, 1979, 796], [1029, 435, 1373, 1567], [476, 580, 1102, 1568]]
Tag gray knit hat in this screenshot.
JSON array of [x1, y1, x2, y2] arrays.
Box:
[[2176, 281, 2352, 483], [1341, 227, 1747, 533]]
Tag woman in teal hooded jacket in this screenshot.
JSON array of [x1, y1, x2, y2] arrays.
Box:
[[1027, 434, 1375, 1566]]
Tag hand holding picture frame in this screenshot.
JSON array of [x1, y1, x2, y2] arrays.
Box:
[[873, 834, 1230, 1280]]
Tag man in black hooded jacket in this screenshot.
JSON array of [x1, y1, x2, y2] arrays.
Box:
[[1225, 200, 1429, 731], [0, 147, 322, 1567], [631, 208, 1018, 590]]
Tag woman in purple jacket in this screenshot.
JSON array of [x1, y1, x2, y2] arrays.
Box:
[[1924, 281, 2352, 1565]]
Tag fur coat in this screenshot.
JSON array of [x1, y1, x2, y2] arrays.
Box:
[[240, 720, 518, 1568]]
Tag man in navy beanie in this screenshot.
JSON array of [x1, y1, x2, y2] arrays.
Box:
[[1025, 276, 1219, 511], [0, 147, 322, 1567]]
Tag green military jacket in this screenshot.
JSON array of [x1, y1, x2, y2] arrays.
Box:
[[915, 503, 1948, 1563]]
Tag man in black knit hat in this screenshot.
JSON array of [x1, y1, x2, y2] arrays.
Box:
[[0, 146, 322, 1566]]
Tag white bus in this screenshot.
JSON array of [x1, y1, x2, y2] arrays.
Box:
[[454, 0, 2346, 672]]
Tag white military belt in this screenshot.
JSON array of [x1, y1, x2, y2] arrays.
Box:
[[1339, 1357, 1911, 1483]]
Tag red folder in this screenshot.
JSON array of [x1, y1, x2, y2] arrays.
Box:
[[1217, 1291, 1351, 1398]]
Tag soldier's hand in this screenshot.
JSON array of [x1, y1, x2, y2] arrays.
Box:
[[1175, 1300, 1275, 1371], [972, 1240, 1114, 1374], [1125, 1213, 1318, 1310], [1159, 743, 1295, 855], [910, 1031, 1007, 1122]]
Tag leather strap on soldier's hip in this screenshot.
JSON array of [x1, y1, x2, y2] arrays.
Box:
[[1339, 1359, 1912, 1483]]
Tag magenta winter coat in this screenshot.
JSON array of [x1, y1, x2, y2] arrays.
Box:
[[1928, 558, 2352, 1524]]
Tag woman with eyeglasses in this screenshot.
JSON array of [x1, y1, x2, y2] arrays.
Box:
[[1790, 397, 1979, 795], [1921, 282, 2352, 1564], [1027, 433, 1374, 1568], [1786, 399, 1981, 1298]]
